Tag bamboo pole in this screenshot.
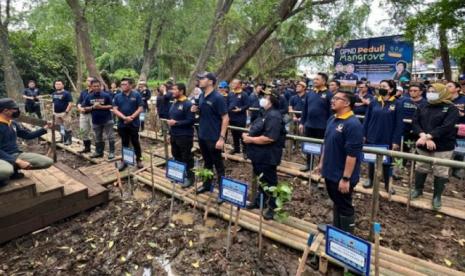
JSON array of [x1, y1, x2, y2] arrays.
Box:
[[369, 155, 383, 241]]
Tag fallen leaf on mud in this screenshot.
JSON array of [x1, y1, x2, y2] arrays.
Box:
[[90, 244, 96, 249], [435, 214, 443, 218], [459, 239, 465, 246], [108, 241, 114, 249], [272, 245, 278, 249], [169, 223, 176, 228], [430, 234, 438, 239], [148, 242, 157, 248], [452, 190, 458, 194], [168, 238, 174, 244], [85, 238, 94, 242], [444, 259, 452, 266], [77, 264, 86, 269], [192, 261, 200, 268], [399, 249, 404, 254], [125, 273, 132, 276], [146, 254, 154, 260], [151, 227, 158, 231], [69, 248, 74, 254], [189, 240, 193, 247], [119, 256, 127, 263], [441, 229, 454, 237]]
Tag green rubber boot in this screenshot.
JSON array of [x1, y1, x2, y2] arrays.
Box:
[[411, 172, 427, 199], [432, 176, 447, 210]]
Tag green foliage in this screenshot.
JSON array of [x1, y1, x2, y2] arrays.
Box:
[[111, 68, 139, 81], [194, 168, 215, 182], [257, 174, 293, 222]]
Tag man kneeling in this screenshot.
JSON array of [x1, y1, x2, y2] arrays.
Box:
[[0, 98, 53, 187]]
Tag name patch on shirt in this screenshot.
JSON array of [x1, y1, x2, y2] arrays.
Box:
[[389, 104, 396, 111], [130, 97, 136, 101], [443, 107, 449, 113], [206, 101, 213, 106], [336, 123, 344, 132], [178, 105, 183, 111], [321, 94, 327, 99]]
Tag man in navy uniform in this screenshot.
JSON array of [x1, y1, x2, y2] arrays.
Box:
[[51, 80, 73, 145], [228, 79, 249, 158], [191, 72, 229, 201], [76, 76, 95, 153], [23, 80, 42, 119], [315, 91, 363, 233], [112, 78, 144, 170]]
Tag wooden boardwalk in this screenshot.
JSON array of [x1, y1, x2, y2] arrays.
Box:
[[0, 163, 109, 244]]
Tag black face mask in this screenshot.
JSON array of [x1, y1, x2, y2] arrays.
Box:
[[378, 88, 388, 97], [12, 109, 20, 118]]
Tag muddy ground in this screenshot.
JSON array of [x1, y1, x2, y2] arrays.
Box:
[[226, 159, 465, 272], [1, 142, 319, 276]]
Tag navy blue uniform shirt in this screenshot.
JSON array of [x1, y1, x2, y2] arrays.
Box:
[[289, 93, 306, 118], [353, 93, 374, 116], [452, 95, 465, 124], [228, 91, 249, 124], [113, 90, 143, 128], [77, 89, 92, 114], [198, 90, 227, 141], [300, 88, 333, 130], [23, 88, 39, 104], [0, 119, 46, 164], [248, 92, 262, 123], [363, 97, 404, 145], [84, 91, 113, 125], [400, 96, 427, 132], [156, 92, 173, 119], [322, 112, 363, 185], [139, 89, 152, 110], [278, 95, 288, 115], [52, 90, 72, 113], [247, 108, 285, 166], [284, 88, 296, 102], [169, 96, 194, 137]]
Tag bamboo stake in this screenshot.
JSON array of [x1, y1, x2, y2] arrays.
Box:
[[369, 155, 383, 241]]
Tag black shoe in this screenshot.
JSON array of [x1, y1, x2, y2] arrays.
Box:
[[433, 176, 447, 210], [108, 141, 115, 160], [245, 201, 259, 210], [10, 172, 25, 180], [90, 152, 104, 158], [136, 160, 144, 169], [263, 208, 274, 220], [118, 162, 127, 171]]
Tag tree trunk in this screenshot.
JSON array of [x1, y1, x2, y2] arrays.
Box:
[[215, 0, 335, 82], [187, 0, 234, 93], [215, 0, 301, 82], [438, 25, 452, 81], [139, 20, 165, 82], [66, 0, 104, 86], [75, 23, 83, 93], [0, 25, 23, 101]]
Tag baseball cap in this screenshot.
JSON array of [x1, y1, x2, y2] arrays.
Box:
[[197, 72, 217, 84], [218, 81, 229, 89], [0, 98, 19, 111]]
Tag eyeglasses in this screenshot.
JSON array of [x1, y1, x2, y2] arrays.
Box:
[[331, 96, 347, 102]]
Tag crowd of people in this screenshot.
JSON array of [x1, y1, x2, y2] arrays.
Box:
[[2, 70, 465, 233]]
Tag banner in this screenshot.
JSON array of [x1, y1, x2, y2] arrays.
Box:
[[333, 35, 414, 84]]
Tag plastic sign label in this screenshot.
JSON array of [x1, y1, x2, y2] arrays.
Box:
[[122, 147, 135, 166], [362, 145, 390, 164], [60, 125, 65, 136], [326, 226, 371, 276], [219, 177, 248, 208], [455, 139, 465, 155], [302, 142, 322, 155], [166, 159, 186, 183], [140, 112, 146, 122]]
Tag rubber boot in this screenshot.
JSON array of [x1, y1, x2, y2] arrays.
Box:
[[263, 196, 276, 220], [108, 141, 115, 160], [411, 172, 427, 199], [118, 161, 127, 171], [196, 180, 212, 194], [64, 131, 72, 145], [79, 140, 92, 154], [339, 215, 355, 234], [432, 176, 447, 210], [90, 142, 104, 158], [217, 175, 225, 204]]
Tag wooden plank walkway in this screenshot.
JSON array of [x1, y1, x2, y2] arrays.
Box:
[[131, 167, 465, 276], [0, 164, 109, 244]]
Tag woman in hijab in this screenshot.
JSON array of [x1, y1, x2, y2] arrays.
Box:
[[411, 83, 459, 210]]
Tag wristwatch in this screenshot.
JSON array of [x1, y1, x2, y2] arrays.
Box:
[[342, 176, 350, 181]]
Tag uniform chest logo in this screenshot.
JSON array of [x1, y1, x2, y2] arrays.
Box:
[[336, 123, 344, 132], [389, 104, 396, 111], [178, 105, 183, 111], [12, 124, 17, 133], [443, 107, 449, 112], [206, 101, 213, 106], [54, 94, 64, 100], [321, 93, 327, 99], [130, 97, 136, 101]]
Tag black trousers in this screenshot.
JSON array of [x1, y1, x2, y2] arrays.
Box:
[[325, 179, 354, 216], [252, 162, 277, 208], [171, 135, 194, 179], [198, 139, 225, 184], [230, 121, 247, 152], [368, 163, 391, 188], [118, 125, 142, 161]]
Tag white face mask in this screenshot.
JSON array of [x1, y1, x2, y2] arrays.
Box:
[[426, 92, 439, 102], [259, 98, 268, 108]]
